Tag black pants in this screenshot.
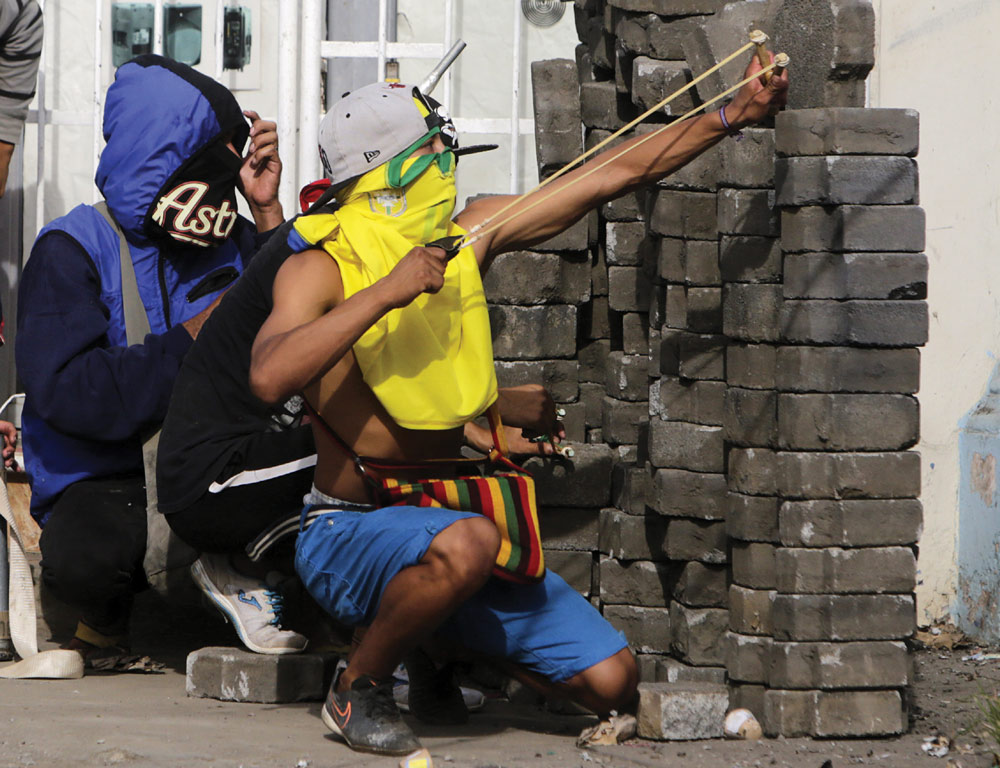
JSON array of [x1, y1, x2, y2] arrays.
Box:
[[39, 475, 148, 629], [166, 425, 316, 553]]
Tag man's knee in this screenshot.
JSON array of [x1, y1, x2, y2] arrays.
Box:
[[571, 648, 638, 713], [423, 516, 499, 589]]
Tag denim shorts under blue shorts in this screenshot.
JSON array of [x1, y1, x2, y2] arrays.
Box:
[[294, 504, 627, 683]]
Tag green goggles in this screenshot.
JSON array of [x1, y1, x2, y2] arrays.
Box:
[[386, 127, 456, 189]]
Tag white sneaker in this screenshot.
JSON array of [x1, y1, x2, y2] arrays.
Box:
[[191, 553, 308, 655]]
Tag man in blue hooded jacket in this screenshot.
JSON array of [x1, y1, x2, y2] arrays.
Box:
[[14, 55, 306, 657]]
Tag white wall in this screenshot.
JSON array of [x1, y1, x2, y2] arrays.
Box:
[[869, 0, 1000, 623]]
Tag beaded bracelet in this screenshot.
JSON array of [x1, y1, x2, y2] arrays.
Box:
[[719, 104, 744, 141]]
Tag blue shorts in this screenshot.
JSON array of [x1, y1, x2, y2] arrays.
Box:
[[294, 505, 627, 683]]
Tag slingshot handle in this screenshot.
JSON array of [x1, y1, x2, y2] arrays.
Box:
[[749, 30, 773, 84]]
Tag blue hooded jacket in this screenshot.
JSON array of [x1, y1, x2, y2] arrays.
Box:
[[16, 56, 269, 524]]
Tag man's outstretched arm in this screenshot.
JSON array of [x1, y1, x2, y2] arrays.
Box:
[[458, 53, 788, 264]]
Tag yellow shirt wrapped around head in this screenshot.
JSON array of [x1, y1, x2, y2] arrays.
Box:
[[290, 151, 498, 430]]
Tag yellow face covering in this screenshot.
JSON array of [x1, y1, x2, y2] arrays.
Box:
[[291, 154, 498, 430]]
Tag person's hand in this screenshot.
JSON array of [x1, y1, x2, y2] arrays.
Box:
[[496, 384, 564, 438], [376, 246, 448, 309], [724, 51, 789, 130], [463, 422, 564, 457], [0, 140, 14, 199], [1, 419, 17, 470], [239, 110, 283, 230]]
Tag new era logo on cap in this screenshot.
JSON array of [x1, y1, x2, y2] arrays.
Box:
[[364, 150, 381, 164]]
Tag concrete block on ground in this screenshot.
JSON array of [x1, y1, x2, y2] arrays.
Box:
[[623, 312, 649, 355], [781, 206, 925, 253], [580, 80, 633, 130], [581, 296, 611, 340], [599, 508, 668, 561], [815, 690, 906, 737], [636, 682, 729, 740], [686, 287, 723, 334], [771, 594, 915, 641], [723, 284, 782, 342], [580, 382, 605, 429], [726, 387, 778, 447], [664, 283, 687, 329], [524, 443, 613, 507], [604, 605, 671, 653], [652, 469, 728, 520], [489, 305, 577, 360], [769, 640, 909, 689], [601, 396, 649, 445], [775, 108, 919, 157], [606, 351, 650, 401], [612, 463, 652, 516], [763, 689, 818, 737], [679, 332, 727, 380], [186, 647, 328, 703], [775, 346, 920, 393], [727, 344, 777, 390], [672, 561, 728, 607], [670, 602, 729, 666], [579, 339, 610, 382], [659, 378, 725, 426], [484, 251, 590, 305], [655, 658, 727, 685], [495, 360, 579, 403], [545, 550, 594, 596], [717, 188, 778, 236], [777, 451, 921, 500], [783, 252, 927, 300], [719, 236, 782, 283], [781, 299, 928, 347], [614, 11, 690, 60], [720, 128, 776, 188], [600, 558, 671, 606], [778, 393, 919, 451], [779, 499, 923, 547], [727, 493, 780, 543], [649, 190, 718, 239], [605, 220, 648, 266], [608, 265, 652, 312], [732, 542, 776, 589], [632, 58, 693, 116], [649, 419, 724, 472], [540, 506, 601, 551], [726, 632, 772, 684], [774, 547, 917, 594], [728, 448, 778, 497], [531, 59, 583, 175], [729, 584, 776, 636], [667, 519, 727, 564], [729, 683, 766, 721], [776, 156, 918, 207], [685, 239, 722, 286]]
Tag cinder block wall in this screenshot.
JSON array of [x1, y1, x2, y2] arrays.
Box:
[[490, 0, 925, 738]]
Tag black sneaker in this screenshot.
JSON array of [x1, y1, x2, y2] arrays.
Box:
[[403, 649, 469, 725], [321, 671, 421, 756]]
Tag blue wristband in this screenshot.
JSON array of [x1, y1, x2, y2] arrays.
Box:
[[719, 105, 744, 141]]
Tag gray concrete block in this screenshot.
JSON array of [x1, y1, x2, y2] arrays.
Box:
[[592, 240, 609, 297], [778, 393, 918, 451], [525, 443, 613, 507], [780, 300, 928, 347], [656, 137, 722, 192], [684, 239, 722, 286], [601, 396, 649, 445], [772, 594, 915, 641], [186, 647, 327, 703], [605, 220, 648, 266], [779, 499, 923, 547], [533, 215, 590, 252], [609, 0, 728, 14], [545, 550, 594, 596], [679, 332, 726, 380], [729, 683, 767, 721], [720, 128, 776, 188], [560, 401, 587, 443], [723, 284, 782, 342], [495, 360, 580, 403], [667, 519, 727, 564], [717, 188, 778, 236], [670, 602, 729, 666], [655, 658, 727, 685], [783, 252, 927, 300], [652, 468, 728, 520], [600, 508, 668, 561], [603, 189, 648, 222], [728, 448, 778, 497], [659, 378, 725, 426], [725, 387, 778, 447], [778, 451, 921, 500], [649, 419, 724, 472], [769, 641, 909, 690], [484, 251, 590, 305], [632, 58, 694, 116], [637, 682, 729, 740], [604, 605, 671, 653], [580, 80, 632, 131], [672, 561, 728, 607], [575, 42, 596, 84], [540, 506, 601, 551], [615, 12, 691, 60], [727, 493, 780, 543], [489, 305, 577, 360], [729, 584, 776, 636], [732, 542, 776, 590], [611, 461, 652, 516], [609, 265, 652, 312], [600, 558, 671, 606], [606, 351, 650, 402], [726, 632, 772, 684], [579, 338, 610, 382], [763, 689, 818, 737], [815, 690, 906, 737], [663, 283, 687, 329], [531, 59, 583, 175], [686, 287, 723, 334], [781, 206, 925, 253], [622, 312, 650, 355], [726, 344, 777, 390], [658, 236, 686, 283], [776, 156, 918, 207], [580, 381, 605, 429], [775, 108, 919, 157], [775, 346, 920, 393], [774, 547, 916, 594], [649, 190, 718, 239], [719, 236, 782, 283]]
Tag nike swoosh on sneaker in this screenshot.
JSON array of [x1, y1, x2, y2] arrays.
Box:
[[236, 589, 263, 611]]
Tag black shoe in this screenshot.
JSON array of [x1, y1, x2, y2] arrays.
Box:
[[321, 671, 421, 756], [403, 649, 469, 725]]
